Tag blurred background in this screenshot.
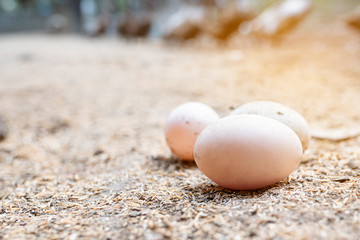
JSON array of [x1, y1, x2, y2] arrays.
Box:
[[0, 0, 359, 41]]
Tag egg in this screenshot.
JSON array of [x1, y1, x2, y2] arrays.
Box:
[[194, 115, 303, 190], [230, 101, 310, 151], [165, 102, 219, 161]]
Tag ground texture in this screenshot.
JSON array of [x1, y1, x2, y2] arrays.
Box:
[[0, 22, 360, 239]]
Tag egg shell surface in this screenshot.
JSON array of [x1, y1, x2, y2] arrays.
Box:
[[194, 114, 303, 190], [165, 102, 219, 161], [230, 101, 310, 151]]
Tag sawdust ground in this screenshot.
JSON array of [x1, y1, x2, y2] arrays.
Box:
[[0, 21, 360, 239]]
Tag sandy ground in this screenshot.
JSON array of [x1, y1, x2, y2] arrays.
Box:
[[0, 22, 360, 239]]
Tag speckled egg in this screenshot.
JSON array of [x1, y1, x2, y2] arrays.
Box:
[[165, 102, 219, 161], [230, 101, 310, 151]]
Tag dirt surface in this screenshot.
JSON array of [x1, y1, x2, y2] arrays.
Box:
[[0, 22, 360, 239]]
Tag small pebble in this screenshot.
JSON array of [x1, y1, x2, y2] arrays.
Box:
[[129, 211, 141, 217]]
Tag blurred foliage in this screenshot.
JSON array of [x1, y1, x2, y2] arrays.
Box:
[[0, 0, 68, 14]]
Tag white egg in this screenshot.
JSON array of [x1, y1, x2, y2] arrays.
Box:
[[230, 101, 310, 151], [194, 114, 303, 190], [165, 102, 219, 161]]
